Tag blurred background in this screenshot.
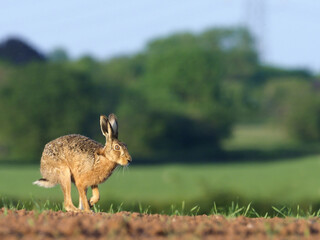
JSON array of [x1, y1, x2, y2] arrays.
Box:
[[0, 0, 320, 214]]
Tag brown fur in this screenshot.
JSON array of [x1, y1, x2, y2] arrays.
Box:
[[33, 114, 131, 212]]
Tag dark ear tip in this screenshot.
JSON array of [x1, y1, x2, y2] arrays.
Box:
[[108, 113, 117, 119]]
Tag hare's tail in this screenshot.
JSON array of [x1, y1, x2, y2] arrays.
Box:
[[33, 178, 57, 188]]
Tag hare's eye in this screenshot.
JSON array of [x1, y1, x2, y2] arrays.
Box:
[[114, 145, 120, 151]]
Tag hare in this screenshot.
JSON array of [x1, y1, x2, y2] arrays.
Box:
[[33, 114, 131, 212]]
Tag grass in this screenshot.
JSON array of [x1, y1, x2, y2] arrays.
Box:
[[2, 198, 320, 218], [7, 155, 320, 202], [1, 154, 320, 214], [1, 123, 320, 215]]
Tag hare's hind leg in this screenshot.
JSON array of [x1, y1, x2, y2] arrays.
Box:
[[78, 188, 87, 210], [59, 168, 78, 212], [89, 185, 100, 207]]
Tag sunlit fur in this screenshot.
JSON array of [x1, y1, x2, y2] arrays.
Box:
[[33, 114, 131, 212]]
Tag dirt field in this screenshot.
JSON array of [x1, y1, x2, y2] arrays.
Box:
[[1, 208, 320, 239]]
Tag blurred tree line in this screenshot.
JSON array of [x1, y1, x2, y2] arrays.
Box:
[[0, 28, 317, 162]]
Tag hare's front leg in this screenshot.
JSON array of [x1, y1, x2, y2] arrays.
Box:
[[60, 168, 79, 212], [76, 183, 91, 212], [89, 185, 100, 207]]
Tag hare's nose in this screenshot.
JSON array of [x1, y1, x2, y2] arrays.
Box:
[[127, 157, 132, 163]]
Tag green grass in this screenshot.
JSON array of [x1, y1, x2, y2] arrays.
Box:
[[2, 198, 320, 218], [1, 154, 320, 214], [1, 124, 320, 215]]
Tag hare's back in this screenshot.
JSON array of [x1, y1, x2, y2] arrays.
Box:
[[42, 134, 103, 162]]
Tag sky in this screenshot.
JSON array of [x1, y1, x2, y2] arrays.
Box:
[[0, 0, 319, 72]]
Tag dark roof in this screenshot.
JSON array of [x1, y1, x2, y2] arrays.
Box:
[[0, 38, 46, 64]]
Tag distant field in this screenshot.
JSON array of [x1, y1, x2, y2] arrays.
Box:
[[1, 154, 320, 213], [222, 124, 299, 151]]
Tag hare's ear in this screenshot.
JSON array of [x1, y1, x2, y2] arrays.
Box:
[[108, 113, 118, 138], [100, 115, 110, 137]]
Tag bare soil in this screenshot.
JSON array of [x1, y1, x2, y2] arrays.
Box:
[[1, 209, 320, 239]]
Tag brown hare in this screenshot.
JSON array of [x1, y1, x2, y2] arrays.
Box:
[[33, 114, 131, 212]]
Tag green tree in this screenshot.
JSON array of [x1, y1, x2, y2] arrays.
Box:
[[48, 48, 69, 62], [116, 29, 258, 157], [0, 27, 264, 161], [0, 63, 98, 160]]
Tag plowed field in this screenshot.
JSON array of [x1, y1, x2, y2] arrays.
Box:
[[1, 209, 320, 239]]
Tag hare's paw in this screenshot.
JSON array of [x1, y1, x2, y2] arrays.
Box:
[[89, 196, 100, 207], [65, 205, 81, 212]]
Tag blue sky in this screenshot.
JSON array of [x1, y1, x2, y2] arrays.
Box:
[[0, 0, 319, 72]]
